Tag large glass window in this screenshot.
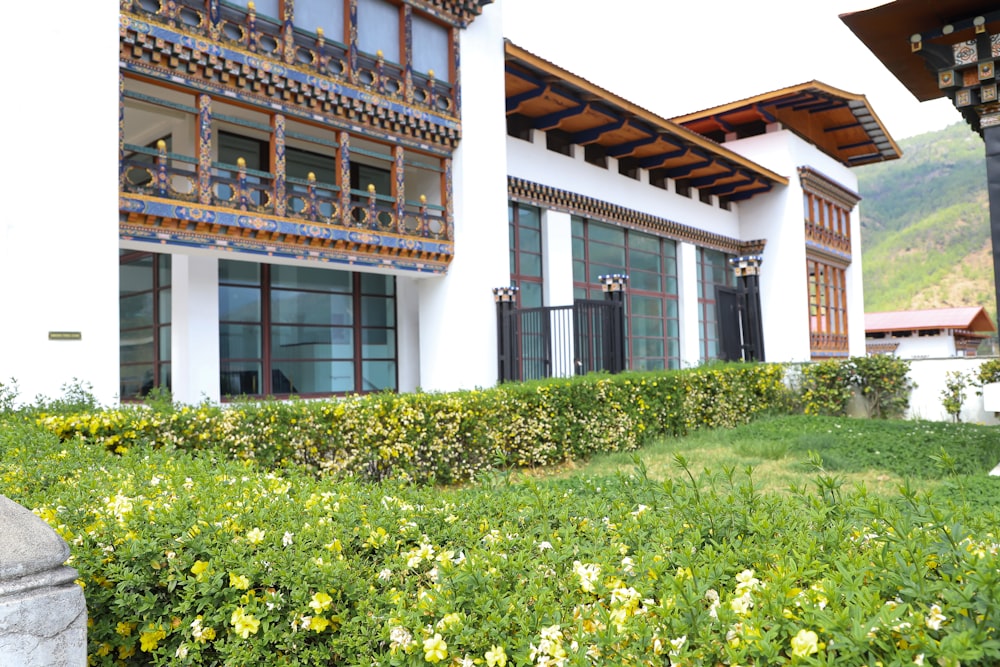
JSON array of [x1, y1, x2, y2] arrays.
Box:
[[412, 14, 450, 81], [357, 0, 401, 63], [572, 217, 679, 370], [120, 251, 171, 400], [219, 260, 396, 397], [509, 203, 544, 308], [697, 247, 735, 362], [294, 0, 345, 41]]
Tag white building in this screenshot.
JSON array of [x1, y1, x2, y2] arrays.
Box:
[[866, 307, 997, 358], [0, 0, 899, 406]]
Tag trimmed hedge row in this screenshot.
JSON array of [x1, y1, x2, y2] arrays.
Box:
[[40, 364, 787, 485]]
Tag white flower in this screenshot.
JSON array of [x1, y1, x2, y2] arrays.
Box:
[[175, 644, 189, 659], [926, 604, 946, 631], [538, 541, 553, 551], [282, 531, 294, 546], [378, 568, 393, 581]]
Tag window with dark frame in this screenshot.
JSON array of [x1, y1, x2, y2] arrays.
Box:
[[218, 260, 397, 397], [572, 217, 680, 370], [509, 202, 544, 308], [585, 144, 608, 168], [545, 130, 574, 157], [807, 257, 849, 358], [120, 251, 172, 400], [696, 247, 735, 362]]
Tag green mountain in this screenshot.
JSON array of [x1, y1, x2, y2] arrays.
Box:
[[855, 121, 994, 322]]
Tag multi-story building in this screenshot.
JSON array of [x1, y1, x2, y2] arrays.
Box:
[[0, 1, 899, 406]]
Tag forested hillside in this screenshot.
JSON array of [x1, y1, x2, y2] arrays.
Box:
[[856, 121, 994, 321]]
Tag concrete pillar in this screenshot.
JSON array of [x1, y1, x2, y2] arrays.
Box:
[[0, 496, 86, 666], [677, 241, 702, 366], [171, 254, 221, 404], [541, 209, 574, 308]]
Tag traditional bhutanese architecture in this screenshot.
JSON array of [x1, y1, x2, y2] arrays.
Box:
[[0, 0, 899, 405], [842, 0, 1000, 327], [866, 306, 997, 357]]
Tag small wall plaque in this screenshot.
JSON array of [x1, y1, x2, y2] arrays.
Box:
[[48, 332, 82, 341]]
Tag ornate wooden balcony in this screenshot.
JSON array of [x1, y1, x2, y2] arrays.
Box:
[[810, 332, 850, 358], [120, 141, 453, 273]]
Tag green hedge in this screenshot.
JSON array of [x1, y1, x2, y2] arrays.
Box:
[[4, 418, 1000, 666], [39, 364, 787, 484]]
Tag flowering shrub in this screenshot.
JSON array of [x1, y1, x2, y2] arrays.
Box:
[[800, 356, 914, 418], [3, 419, 1000, 666], [38, 364, 787, 485]]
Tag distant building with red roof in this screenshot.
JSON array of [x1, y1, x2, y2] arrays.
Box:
[[865, 307, 997, 358]]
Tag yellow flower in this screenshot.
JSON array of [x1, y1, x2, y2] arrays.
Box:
[[229, 572, 251, 590], [230, 607, 260, 639], [190, 560, 209, 578], [790, 629, 820, 658], [246, 527, 266, 545], [309, 591, 333, 613], [139, 625, 166, 652], [309, 616, 331, 632], [423, 632, 448, 663], [485, 645, 507, 667], [116, 621, 135, 637]]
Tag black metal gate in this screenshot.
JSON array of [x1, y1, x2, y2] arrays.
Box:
[[497, 299, 625, 382], [716, 260, 765, 362]]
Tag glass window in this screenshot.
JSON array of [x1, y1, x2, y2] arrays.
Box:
[[357, 0, 400, 63], [509, 202, 544, 306], [219, 260, 396, 396], [412, 14, 450, 81], [120, 252, 171, 400], [294, 0, 345, 40]]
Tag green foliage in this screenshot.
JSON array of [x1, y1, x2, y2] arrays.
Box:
[[799, 360, 854, 416], [798, 357, 913, 419], [974, 359, 1000, 392], [5, 419, 1000, 666], [37, 364, 787, 485], [0, 378, 17, 415], [851, 355, 914, 419], [940, 371, 970, 423]]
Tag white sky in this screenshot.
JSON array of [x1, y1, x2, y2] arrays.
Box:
[[500, 0, 961, 141]]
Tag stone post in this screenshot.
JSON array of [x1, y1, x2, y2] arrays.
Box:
[[0, 495, 87, 666]]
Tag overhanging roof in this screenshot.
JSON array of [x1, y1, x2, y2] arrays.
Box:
[[673, 82, 901, 167], [504, 41, 788, 201], [841, 1, 1000, 102], [865, 306, 997, 333]]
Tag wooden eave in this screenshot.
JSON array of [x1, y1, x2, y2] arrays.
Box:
[[841, 0, 999, 102], [504, 41, 787, 201], [673, 82, 901, 167]]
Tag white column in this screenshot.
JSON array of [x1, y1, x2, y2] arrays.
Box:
[[677, 242, 702, 367], [171, 255, 220, 405], [417, 3, 508, 392], [395, 276, 421, 392], [541, 209, 575, 377], [541, 209, 574, 307], [846, 207, 867, 358]]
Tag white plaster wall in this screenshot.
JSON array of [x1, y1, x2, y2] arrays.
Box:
[[879, 335, 958, 360], [417, 2, 508, 391], [396, 277, 422, 392], [724, 129, 865, 362], [905, 357, 1000, 424], [505, 135, 741, 239], [0, 3, 120, 406]]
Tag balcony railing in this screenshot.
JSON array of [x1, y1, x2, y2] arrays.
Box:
[[122, 0, 456, 118], [804, 221, 851, 256], [121, 142, 450, 241]]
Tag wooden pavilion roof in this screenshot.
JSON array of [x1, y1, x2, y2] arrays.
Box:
[[673, 82, 901, 167], [504, 41, 788, 202], [865, 306, 997, 334]]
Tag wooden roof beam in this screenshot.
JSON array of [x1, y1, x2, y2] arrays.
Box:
[[605, 134, 660, 158], [662, 158, 713, 179], [571, 118, 627, 145], [636, 147, 688, 169], [506, 84, 548, 114], [708, 176, 754, 195], [532, 103, 590, 130], [690, 166, 735, 188], [730, 182, 772, 201]]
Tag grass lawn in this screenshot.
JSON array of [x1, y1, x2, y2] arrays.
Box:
[[542, 414, 1000, 501]]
